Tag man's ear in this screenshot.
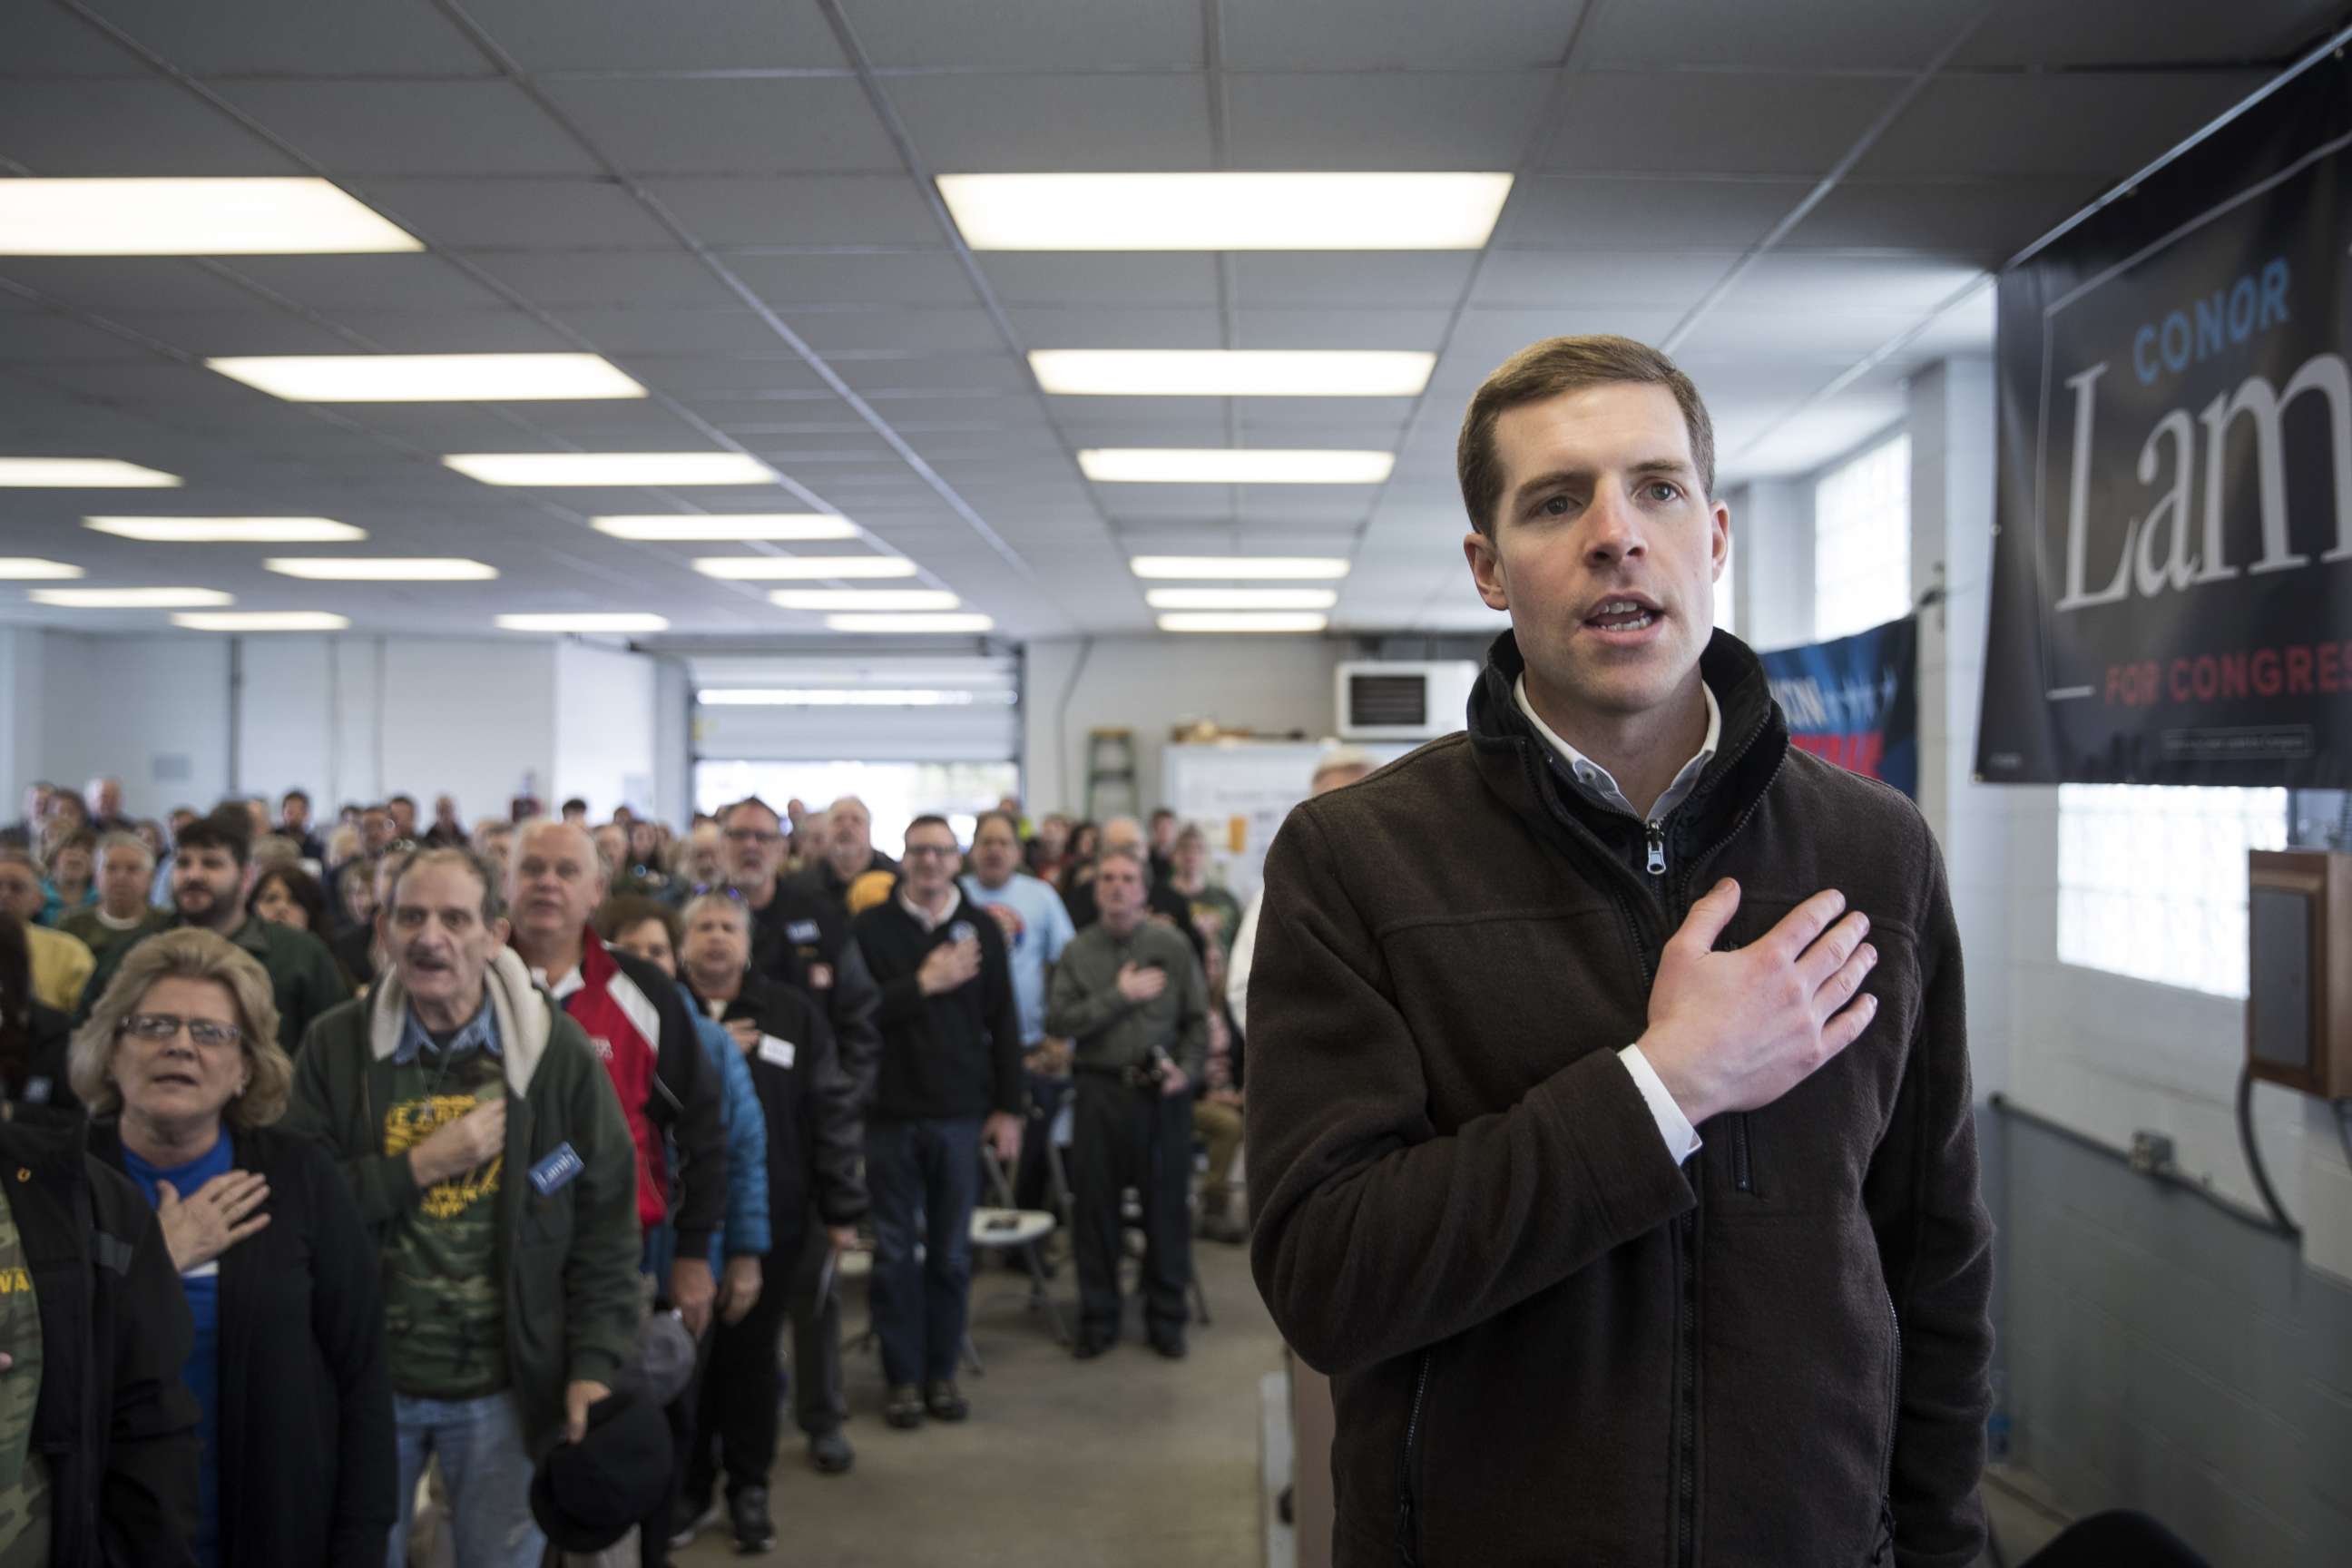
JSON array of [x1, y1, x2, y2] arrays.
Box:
[[1463, 529, 1510, 612]]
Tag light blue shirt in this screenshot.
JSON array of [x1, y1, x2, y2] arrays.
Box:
[[959, 872, 1077, 1046]]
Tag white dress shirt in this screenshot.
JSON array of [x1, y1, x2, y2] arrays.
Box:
[[1514, 675, 1720, 1162]]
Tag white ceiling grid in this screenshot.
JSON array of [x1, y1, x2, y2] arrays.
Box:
[[0, 0, 2337, 641]]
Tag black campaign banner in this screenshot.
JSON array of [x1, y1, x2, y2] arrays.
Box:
[[1977, 55, 2352, 785]]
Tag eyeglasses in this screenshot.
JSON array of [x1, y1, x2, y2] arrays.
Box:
[[119, 1013, 242, 1049], [902, 845, 960, 860], [720, 828, 781, 846]]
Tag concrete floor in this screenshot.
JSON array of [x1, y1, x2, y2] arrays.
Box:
[[676, 1237, 1281, 1567]]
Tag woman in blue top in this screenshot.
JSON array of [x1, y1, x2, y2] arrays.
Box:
[[71, 927, 395, 1568]]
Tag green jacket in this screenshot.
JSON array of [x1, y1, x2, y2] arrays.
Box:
[[1046, 919, 1210, 1083], [55, 906, 171, 965], [279, 947, 641, 1450], [77, 914, 348, 1054]]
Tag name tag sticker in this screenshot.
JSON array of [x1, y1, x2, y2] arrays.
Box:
[[787, 920, 821, 944], [529, 1142, 584, 1196], [22, 1076, 49, 1105], [758, 1035, 797, 1070]]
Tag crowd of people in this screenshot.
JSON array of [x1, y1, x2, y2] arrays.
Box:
[[0, 759, 1367, 1566]]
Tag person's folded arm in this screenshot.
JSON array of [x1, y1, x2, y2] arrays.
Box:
[[1245, 806, 1695, 1376]]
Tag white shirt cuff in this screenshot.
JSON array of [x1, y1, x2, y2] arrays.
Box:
[[1618, 1044, 1702, 1161]]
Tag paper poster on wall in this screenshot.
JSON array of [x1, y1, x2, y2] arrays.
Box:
[[1977, 53, 2352, 784], [1161, 741, 1416, 904]]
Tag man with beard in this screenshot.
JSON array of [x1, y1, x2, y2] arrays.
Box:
[[286, 848, 640, 1568], [78, 806, 347, 1054]]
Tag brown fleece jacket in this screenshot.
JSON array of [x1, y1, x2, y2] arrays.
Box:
[[1246, 628, 1993, 1568]]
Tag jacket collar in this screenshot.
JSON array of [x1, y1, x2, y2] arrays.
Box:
[[365, 946, 552, 1093], [1466, 625, 1788, 856]]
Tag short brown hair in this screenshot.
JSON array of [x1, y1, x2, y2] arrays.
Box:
[[1456, 334, 1715, 536], [71, 927, 291, 1129]]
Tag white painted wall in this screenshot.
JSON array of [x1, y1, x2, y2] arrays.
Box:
[[232, 635, 560, 822], [40, 633, 232, 818], [1022, 635, 1352, 816], [553, 640, 657, 820]]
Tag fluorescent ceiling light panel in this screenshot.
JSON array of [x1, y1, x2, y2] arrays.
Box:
[[1078, 448, 1393, 485], [824, 613, 995, 634], [1031, 349, 1434, 397], [593, 514, 857, 542], [265, 557, 496, 581], [84, 516, 366, 544], [695, 556, 916, 581], [0, 458, 181, 487], [1145, 588, 1338, 611], [495, 613, 670, 633], [769, 589, 960, 611], [0, 178, 420, 256], [698, 689, 993, 708], [0, 559, 85, 580], [937, 172, 1513, 250], [1158, 612, 1330, 633], [1130, 555, 1351, 581], [29, 587, 230, 609], [172, 612, 350, 632], [443, 453, 777, 487], [209, 354, 645, 403]]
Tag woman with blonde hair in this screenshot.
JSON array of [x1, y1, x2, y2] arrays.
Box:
[[73, 927, 393, 1567]]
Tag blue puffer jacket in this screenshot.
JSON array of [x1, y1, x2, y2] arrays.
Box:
[[643, 987, 771, 1280]]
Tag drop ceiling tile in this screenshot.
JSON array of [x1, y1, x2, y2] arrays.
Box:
[[5, 4, 152, 75], [976, 254, 1220, 309], [624, 356, 832, 395], [206, 253, 516, 312], [1232, 309, 1457, 351], [832, 355, 1025, 395], [1545, 72, 1903, 176], [356, 177, 676, 249], [789, 307, 1005, 354], [1786, 179, 2097, 261], [1860, 72, 2269, 180], [461, 0, 847, 71], [1581, 0, 1967, 69], [1955, 0, 2337, 70], [729, 251, 978, 307], [0, 315, 152, 360], [0, 82, 299, 174], [548, 307, 772, 355], [1717, 253, 1988, 317], [646, 176, 942, 247], [1472, 249, 1740, 308], [1226, 71, 1553, 169], [540, 78, 901, 175], [101, 309, 369, 356], [1675, 308, 1923, 361], [1498, 177, 1800, 250], [1009, 306, 1225, 349], [1229, 252, 1479, 308], [75, 0, 486, 74], [217, 80, 598, 176], [892, 73, 1214, 172], [435, 250, 737, 309], [0, 257, 276, 314], [1440, 307, 1687, 368], [846, 0, 1202, 69], [1222, 0, 1583, 68]]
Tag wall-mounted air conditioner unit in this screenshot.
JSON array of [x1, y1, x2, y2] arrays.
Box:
[[1335, 661, 1479, 741]]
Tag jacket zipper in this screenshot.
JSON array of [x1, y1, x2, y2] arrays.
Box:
[[1871, 1294, 1902, 1564], [1645, 819, 1667, 876], [1730, 1115, 1753, 1194], [1396, 1349, 1432, 1566]]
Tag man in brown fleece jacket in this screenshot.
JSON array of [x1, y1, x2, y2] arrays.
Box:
[[1247, 335, 1993, 1568]]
